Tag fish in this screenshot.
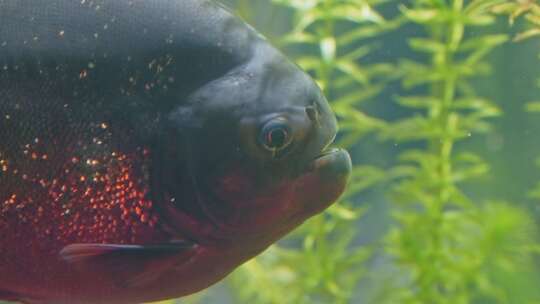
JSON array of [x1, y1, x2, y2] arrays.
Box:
[[0, 0, 352, 303]]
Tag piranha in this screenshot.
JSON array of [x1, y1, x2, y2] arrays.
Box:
[[0, 0, 351, 303]]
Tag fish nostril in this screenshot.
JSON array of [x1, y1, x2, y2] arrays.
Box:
[[305, 102, 320, 126]]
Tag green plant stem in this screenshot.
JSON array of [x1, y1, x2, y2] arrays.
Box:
[[419, 1, 464, 302], [318, 0, 335, 97]]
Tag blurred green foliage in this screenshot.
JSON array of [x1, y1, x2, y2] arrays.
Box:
[[382, 0, 519, 303], [500, 0, 540, 201], [154, 0, 540, 304]]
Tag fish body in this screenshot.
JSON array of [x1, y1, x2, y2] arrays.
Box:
[[0, 1, 351, 303]]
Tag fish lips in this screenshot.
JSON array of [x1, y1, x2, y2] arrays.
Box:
[[295, 148, 352, 216], [308, 148, 351, 178]]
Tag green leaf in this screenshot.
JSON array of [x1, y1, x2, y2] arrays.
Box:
[[490, 2, 520, 16], [341, 45, 373, 61], [454, 152, 484, 164], [329, 3, 385, 24], [395, 95, 440, 109], [380, 115, 441, 141], [332, 85, 384, 107], [295, 56, 323, 71], [465, 0, 509, 15], [358, 2, 385, 24], [338, 17, 404, 46], [452, 162, 489, 182], [514, 28, 540, 42], [525, 101, 540, 112], [398, 59, 445, 88], [463, 14, 496, 26], [460, 34, 508, 51], [279, 31, 319, 45], [292, 9, 319, 33], [335, 60, 370, 85], [408, 38, 447, 53], [327, 204, 363, 220], [271, 0, 317, 10], [525, 11, 540, 26], [399, 5, 445, 23], [452, 98, 502, 119], [398, 149, 438, 166]]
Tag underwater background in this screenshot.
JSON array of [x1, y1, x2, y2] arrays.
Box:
[[3, 0, 540, 303]]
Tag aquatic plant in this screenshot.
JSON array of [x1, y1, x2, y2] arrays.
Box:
[[492, 0, 540, 41], [379, 0, 540, 303], [491, 0, 540, 216], [495, 1, 540, 199]]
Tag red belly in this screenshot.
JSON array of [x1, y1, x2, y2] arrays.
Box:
[[0, 147, 172, 302]]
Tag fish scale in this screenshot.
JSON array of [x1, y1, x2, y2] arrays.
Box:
[[0, 1, 351, 303], [0, 86, 166, 250]]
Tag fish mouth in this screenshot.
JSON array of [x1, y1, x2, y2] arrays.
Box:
[[292, 147, 351, 217], [307, 148, 352, 178]]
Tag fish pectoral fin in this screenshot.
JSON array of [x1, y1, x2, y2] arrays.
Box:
[[59, 240, 194, 263], [59, 240, 196, 288]]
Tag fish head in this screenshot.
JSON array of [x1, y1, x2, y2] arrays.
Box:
[[165, 41, 351, 243]]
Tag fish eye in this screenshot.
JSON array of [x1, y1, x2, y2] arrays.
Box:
[[259, 119, 292, 154]]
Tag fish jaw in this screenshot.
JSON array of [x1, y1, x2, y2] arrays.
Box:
[[297, 148, 352, 215]]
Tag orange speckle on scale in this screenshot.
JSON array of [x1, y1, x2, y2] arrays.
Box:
[[0, 147, 160, 246]]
